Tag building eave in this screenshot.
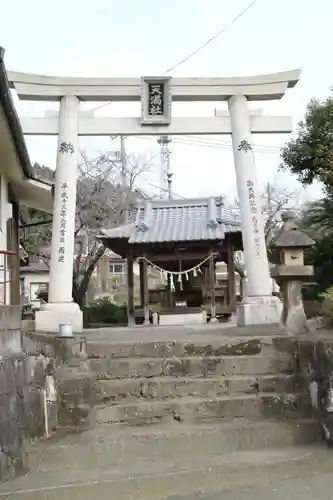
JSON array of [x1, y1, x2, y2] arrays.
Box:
[[0, 47, 54, 212], [0, 47, 32, 179]]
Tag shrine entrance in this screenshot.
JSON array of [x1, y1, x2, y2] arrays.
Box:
[[99, 196, 242, 326], [7, 69, 301, 331]]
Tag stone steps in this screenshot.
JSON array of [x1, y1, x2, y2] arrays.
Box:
[[27, 419, 321, 472], [94, 392, 311, 425], [3, 445, 331, 500], [91, 355, 293, 380], [87, 337, 301, 425], [2, 335, 318, 498], [96, 374, 299, 403]]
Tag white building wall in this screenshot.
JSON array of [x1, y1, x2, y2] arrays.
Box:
[[21, 271, 49, 304]]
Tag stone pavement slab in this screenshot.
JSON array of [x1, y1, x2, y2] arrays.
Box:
[[81, 318, 326, 344], [1, 445, 332, 499], [25, 419, 321, 472], [82, 320, 283, 343], [166, 472, 333, 500]]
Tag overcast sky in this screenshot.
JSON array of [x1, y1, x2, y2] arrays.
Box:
[[1, 0, 330, 202]]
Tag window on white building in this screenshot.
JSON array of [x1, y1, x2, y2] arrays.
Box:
[[235, 251, 243, 262], [109, 263, 125, 275]]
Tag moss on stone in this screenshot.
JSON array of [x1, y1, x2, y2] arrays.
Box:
[[184, 339, 262, 357]]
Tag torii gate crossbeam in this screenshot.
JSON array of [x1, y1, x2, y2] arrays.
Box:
[[19, 115, 292, 136]]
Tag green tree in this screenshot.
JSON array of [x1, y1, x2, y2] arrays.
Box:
[[300, 199, 333, 297], [281, 91, 333, 297], [280, 92, 333, 193], [19, 163, 53, 256]]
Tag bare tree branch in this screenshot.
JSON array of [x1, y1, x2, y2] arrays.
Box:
[[72, 149, 153, 307], [20, 154, 154, 309]]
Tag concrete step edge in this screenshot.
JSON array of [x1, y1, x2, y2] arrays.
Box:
[[96, 392, 308, 410], [30, 418, 320, 446], [95, 378, 303, 403], [86, 337, 292, 358], [97, 373, 295, 382], [91, 354, 286, 361]]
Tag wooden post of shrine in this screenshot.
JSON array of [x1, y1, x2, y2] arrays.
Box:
[[139, 259, 144, 308], [126, 246, 135, 326], [142, 256, 149, 325], [167, 273, 173, 309], [227, 242, 237, 312], [209, 248, 217, 322]]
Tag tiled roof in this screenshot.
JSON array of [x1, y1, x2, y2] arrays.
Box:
[[100, 197, 241, 244]]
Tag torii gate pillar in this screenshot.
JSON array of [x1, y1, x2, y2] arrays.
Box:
[[228, 94, 281, 325], [36, 96, 83, 333]]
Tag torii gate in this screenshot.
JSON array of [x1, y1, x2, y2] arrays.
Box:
[[8, 70, 301, 332]]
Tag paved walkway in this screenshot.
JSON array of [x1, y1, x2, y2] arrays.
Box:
[[82, 317, 324, 344], [83, 319, 283, 343], [168, 472, 333, 499], [1, 444, 333, 499]]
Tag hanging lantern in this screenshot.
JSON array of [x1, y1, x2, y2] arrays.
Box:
[[193, 268, 197, 278]]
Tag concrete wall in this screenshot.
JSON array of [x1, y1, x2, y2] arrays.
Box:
[[0, 352, 49, 481], [0, 305, 21, 355], [0, 305, 50, 481], [297, 338, 333, 382], [0, 308, 95, 482]]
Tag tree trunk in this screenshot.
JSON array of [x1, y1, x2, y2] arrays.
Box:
[[72, 245, 106, 308], [234, 259, 245, 278]]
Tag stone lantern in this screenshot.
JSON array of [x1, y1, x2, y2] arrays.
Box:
[[271, 211, 315, 335]]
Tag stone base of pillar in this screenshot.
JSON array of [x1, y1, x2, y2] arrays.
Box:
[[35, 302, 83, 333], [237, 295, 282, 326]]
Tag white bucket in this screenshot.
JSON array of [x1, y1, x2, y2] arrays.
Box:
[[59, 323, 73, 338]]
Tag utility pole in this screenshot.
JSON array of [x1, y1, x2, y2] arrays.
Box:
[[267, 182, 273, 216], [120, 136, 127, 224], [120, 136, 127, 189], [157, 136, 173, 200]]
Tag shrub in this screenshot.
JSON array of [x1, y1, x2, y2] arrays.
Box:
[[319, 286, 333, 328], [85, 298, 127, 325]]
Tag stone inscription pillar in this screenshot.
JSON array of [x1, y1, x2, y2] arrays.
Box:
[[228, 94, 281, 326], [48, 96, 79, 303], [35, 95, 83, 332]]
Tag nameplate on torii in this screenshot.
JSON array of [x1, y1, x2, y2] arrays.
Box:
[[140, 76, 172, 126]]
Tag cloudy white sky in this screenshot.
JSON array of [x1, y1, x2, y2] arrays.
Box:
[[1, 0, 330, 202]]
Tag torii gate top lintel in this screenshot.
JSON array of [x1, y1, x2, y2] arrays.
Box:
[[7, 69, 301, 102]]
